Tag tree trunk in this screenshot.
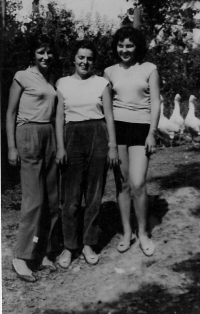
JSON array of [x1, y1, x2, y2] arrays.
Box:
[[133, 8, 141, 30], [32, 0, 40, 13], [1, 0, 6, 28]]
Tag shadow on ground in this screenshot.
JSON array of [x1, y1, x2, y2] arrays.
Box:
[[148, 195, 169, 232], [149, 162, 200, 191], [32, 254, 200, 314], [98, 201, 121, 250], [97, 196, 169, 251], [190, 205, 200, 218]]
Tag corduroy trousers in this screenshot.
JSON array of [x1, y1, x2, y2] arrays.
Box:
[[62, 119, 108, 249]]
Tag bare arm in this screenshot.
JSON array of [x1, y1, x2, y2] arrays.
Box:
[[102, 85, 119, 167], [6, 80, 22, 166], [145, 69, 161, 154], [55, 89, 67, 165], [103, 71, 110, 83]]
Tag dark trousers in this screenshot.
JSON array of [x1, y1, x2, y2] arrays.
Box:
[[62, 119, 108, 249], [16, 123, 59, 260]]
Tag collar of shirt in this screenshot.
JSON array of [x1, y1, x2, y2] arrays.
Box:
[[27, 66, 44, 77], [27, 66, 54, 85]]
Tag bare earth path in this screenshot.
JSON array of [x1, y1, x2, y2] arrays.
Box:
[[1, 145, 200, 314]]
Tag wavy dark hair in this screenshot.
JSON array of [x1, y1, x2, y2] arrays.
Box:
[[29, 33, 57, 63], [73, 39, 97, 62], [111, 26, 147, 63]]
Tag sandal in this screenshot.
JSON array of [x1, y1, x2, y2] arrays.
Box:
[[58, 249, 72, 269], [139, 236, 156, 256], [117, 233, 136, 253], [41, 256, 57, 272], [82, 248, 99, 265], [12, 258, 36, 283]]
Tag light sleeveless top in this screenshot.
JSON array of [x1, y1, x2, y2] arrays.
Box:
[[104, 62, 157, 124], [14, 67, 57, 126]]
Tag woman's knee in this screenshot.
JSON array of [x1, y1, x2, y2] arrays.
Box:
[[121, 179, 130, 193], [130, 180, 146, 197], [115, 172, 130, 194]]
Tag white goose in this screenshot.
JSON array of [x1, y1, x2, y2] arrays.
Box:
[[169, 94, 185, 138], [157, 95, 180, 146], [185, 95, 200, 144]]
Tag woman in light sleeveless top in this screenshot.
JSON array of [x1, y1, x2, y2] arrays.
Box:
[[104, 26, 160, 256], [6, 34, 59, 282]]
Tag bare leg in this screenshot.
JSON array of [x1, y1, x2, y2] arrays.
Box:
[[128, 146, 154, 253], [115, 145, 132, 249]]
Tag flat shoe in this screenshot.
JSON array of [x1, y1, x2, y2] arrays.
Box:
[[139, 238, 156, 256], [12, 259, 36, 283], [117, 234, 136, 253], [41, 256, 57, 272], [82, 249, 99, 265], [58, 250, 72, 269]]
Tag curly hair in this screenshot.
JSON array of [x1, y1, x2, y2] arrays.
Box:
[[29, 33, 56, 62], [73, 40, 97, 62], [111, 26, 147, 63]]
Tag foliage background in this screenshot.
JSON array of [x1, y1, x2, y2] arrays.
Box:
[[1, 0, 200, 125]]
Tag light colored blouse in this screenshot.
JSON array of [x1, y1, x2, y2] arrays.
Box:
[[104, 62, 157, 124], [56, 75, 108, 123], [14, 67, 57, 126]]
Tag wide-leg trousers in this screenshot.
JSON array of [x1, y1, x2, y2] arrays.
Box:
[[15, 123, 59, 260], [62, 119, 108, 250]]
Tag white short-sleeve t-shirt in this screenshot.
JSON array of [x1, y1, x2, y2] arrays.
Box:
[[104, 62, 157, 124], [56, 75, 108, 123]]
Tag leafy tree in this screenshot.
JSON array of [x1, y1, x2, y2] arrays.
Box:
[[123, 0, 200, 117], [1, 0, 116, 124], [2, 0, 200, 123]]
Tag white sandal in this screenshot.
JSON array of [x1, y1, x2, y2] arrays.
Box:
[[139, 237, 156, 256], [117, 233, 136, 253], [58, 250, 72, 269], [82, 248, 99, 265]]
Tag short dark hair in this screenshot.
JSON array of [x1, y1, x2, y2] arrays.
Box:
[[111, 26, 147, 63], [73, 40, 97, 61], [29, 33, 56, 61]]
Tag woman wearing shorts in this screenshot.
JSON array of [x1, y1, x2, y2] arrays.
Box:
[[104, 26, 160, 256]]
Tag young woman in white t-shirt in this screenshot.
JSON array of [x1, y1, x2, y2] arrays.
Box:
[[104, 26, 160, 256], [55, 40, 119, 268]]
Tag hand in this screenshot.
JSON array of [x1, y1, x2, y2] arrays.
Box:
[[8, 148, 20, 166], [107, 146, 120, 169], [145, 133, 156, 155], [55, 148, 67, 166]]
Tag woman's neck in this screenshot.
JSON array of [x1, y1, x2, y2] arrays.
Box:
[[33, 65, 50, 81], [72, 72, 92, 80], [119, 60, 138, 69]]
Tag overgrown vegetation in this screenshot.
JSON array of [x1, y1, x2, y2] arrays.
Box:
[[1, 0, 200, 125]]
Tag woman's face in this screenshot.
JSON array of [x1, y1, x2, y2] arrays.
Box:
[[117, 38, 136, 65], [74, 48, 94, 78], [34, 45, 54, 71]]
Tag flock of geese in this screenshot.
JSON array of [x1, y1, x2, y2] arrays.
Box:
[[157, 94, 200, 147]]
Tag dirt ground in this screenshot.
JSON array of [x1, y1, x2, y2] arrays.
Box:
[[1, 142, 200, 314]]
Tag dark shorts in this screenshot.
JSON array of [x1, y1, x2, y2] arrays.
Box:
[[115, 121, 150, 147]]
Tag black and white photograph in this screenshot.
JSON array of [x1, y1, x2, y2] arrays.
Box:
[[1, 0, 200, 313]]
